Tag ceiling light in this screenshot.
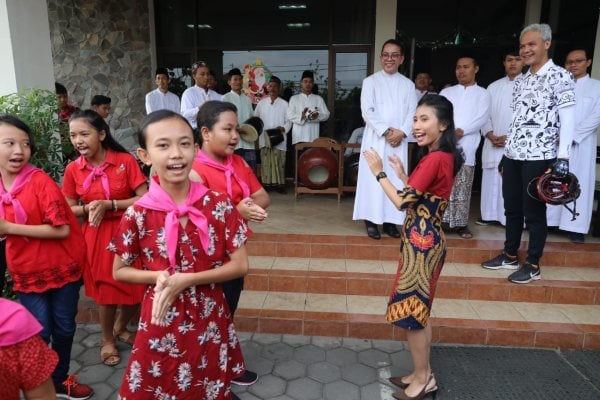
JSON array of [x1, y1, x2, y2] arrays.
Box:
[[287, 22, 311, 29], [186, 24, 212, 29], [279, 4, 307, 10]]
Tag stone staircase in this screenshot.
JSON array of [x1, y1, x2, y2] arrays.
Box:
[[233, 233, 600, 349], [77, 232, 600, 349]]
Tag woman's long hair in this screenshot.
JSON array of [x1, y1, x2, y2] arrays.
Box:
[[416, 94, 464, 176], [69, 110, 129, 154]]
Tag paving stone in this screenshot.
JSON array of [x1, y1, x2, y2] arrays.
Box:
[[390, 350, 413, 372], [372, 339, 405, 353], [286, 377, 323, 400], [237, 331, 253, 341], [324, 380, 359, 400], [274, 360, 306, 380], [87, 382, 115, 400], [68, 359, 82, 374], [307, 361, 341, 383], [282, 334, 312, 347], [361, 382, 396, 400], [326, 347, 358, 366], [237, 391, 261, 400], [342, 337, 372, 351], [261, 342, 294, 362], [106, 367, 126, 389], [294, 345, 326, 364], [77, 363, 117, 384], [241, 340, 264, 359], [81, 331, 101, 347], [78, 346, 102, 367], [269, 396, 296, 400], [342, 363, 377, 386], [82, 324, 102, 334], [73, 326, 89, 343], [253, 333, 282, 345], [311, 336, 342, 349], [248, 374, 286, 398], [70, 342, 85, 358], [359, 348, 392, 368], [247, 355, 275, 376]]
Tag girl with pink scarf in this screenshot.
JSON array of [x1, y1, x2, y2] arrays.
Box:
[[111, 110, 250, 400]]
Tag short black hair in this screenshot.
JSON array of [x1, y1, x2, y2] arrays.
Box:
[[155, 67, 170, 77], [566, 47, 592, 60], [55, 82, 67, 95], [502, 48, 520, 59], [227, 68, 242, 79], [91, 95, 111, 106], [381, 39, 404, 55], [0, 114, 37, 155], [138, 110, 192, 149], [457, 53, 479, 67], [197, 100, 237, 131], [269, 76, 282, 86]]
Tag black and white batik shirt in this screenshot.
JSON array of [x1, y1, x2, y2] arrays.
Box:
[[505, 60, 575, 161]]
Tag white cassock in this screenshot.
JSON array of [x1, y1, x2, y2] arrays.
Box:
[[353, 70, 417, 225], [547, 75, 600, 232], [439, 84, 491, 167], [480, 76, 520, 225]]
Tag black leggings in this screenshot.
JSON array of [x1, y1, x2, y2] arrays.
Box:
[[222, 277, 244, 316], [502, 157, 554, 265]]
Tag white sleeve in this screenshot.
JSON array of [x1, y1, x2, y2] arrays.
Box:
[[557, 104, 575, 159]]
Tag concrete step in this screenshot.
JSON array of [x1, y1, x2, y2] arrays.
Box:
[[247, 233, 600, 268], [243, 258, 600, 305]]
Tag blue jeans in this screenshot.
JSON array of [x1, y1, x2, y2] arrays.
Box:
[[17, 280, 81, 387]]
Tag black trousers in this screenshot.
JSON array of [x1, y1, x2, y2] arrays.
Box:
[[222, 277, 244, 317], [502, 156, 554, 265]]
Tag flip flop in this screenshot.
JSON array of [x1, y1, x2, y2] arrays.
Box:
[[100, 339, 120, 366], [114, 329, 137, 346]]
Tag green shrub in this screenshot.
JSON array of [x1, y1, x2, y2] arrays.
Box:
[[0, 88, 67, 182]]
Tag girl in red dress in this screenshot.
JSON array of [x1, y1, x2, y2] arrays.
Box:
[[0, 115, 93, 399], [190, 101, 269, 385], [62, 110, 148, 366], [364, 94, 464, 400], [112, 110, 249, 400]]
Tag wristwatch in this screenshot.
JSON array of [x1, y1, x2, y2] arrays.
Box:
[[376, 171, 388, 182], [383, 128, 391, 137]]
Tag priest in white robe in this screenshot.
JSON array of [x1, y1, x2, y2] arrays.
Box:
[[439, 56, 491, 238], [353, 39, 417, 239], [547, 49, 600, 242], [479, 52, 523, 226]]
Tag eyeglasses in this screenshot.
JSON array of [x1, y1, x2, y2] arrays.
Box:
[[565, 59, 587, 65], [381, 52, 402, 60]]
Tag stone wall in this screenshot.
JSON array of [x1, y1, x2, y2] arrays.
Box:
[[47, 0, 152, 133]]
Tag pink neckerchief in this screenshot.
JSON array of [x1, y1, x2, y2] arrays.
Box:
[[0, 298, 42, 346], [195, 151, 250, 199], [79, 155, 111, 199], [0, 163, 42, 225], [136, 176, 210, 268]]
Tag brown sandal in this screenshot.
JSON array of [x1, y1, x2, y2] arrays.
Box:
[[456, 226, 473, 239], [114, 329, 137, 346], [100, 339, 120, 366]]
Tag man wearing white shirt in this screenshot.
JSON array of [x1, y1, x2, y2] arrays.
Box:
[[440, 56, 491, 239], [222, 68, 257, 172], [482, 24, 575, 284], [415, 72, 435, 101], [180, 61, 222, 134], [254, 76, 291, 193], [287, 70, 330, 145], [547, 48, 600, 243], [352, 39, 417, 239], [478, 51, 523, 226], [145, 68, 181, 114]]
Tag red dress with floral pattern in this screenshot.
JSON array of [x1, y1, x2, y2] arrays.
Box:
[[111, 190, 249, 400]]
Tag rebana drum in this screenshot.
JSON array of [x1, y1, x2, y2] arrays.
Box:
[[298, 147, 338, 189]]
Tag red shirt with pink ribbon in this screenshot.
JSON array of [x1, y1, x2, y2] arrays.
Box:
[[0, 167, 86, 293], [192, 152, 263, 206]]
